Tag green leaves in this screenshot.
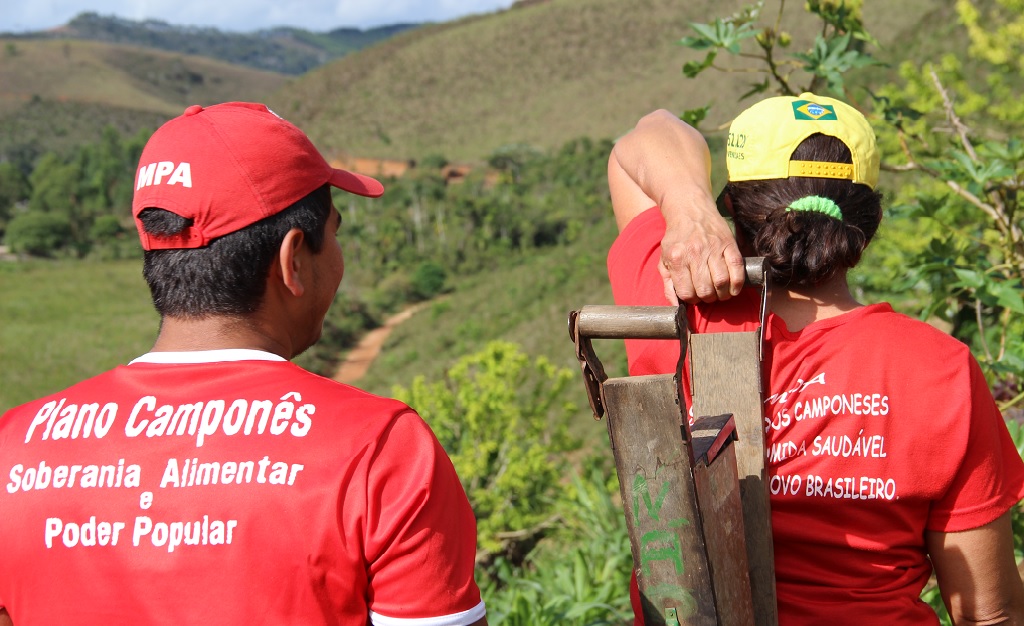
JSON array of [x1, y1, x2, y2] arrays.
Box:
[[3, 124, 150, 258], [983, 136, 1024, 162], [679, 106, 711, 128], [869, 89, 925, 129], [941, 148, 1014, 188], [678, 13, 759, 80], [394, 346, 635, 624], [4, 211, 73, 257], [740, 77, 771, 100], [679, 19, 759, 54], [682, 52, 717, 79], [481, 461, 633, 625], [991, 280, 1024, 315], [949, 268, 1024, 314], [393, 341, 579, 556], [792, 33, 880, 94], [952, 267, 986, 290], [677, 1, 878, 98]]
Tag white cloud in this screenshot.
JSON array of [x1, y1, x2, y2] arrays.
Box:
[[0, 0, 516, 33]]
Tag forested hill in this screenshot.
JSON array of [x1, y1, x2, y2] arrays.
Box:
[[9, 12, 419, 75]]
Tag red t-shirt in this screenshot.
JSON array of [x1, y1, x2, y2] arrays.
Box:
[[609, 208, 1024, 625], [0, 349, 483, 625]]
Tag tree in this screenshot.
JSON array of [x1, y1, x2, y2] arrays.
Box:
[[676, 0, 877, 103], [870, 1, 1024, 408], [480, 459, 633, 626], [678, 0, 1024, 411], [5, 211, 73, 257], [88, 214, 125, 241], [79, 126, 130, 212], [16, 126, 150, 257], [28, 152, 86, 249], [0, 161, 30, 233]]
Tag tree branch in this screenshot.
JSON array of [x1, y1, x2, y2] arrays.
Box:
[[893, 127, 1009, 231], [927, 71, 1023, 263], [944, 179, 1007, 227], [930, 69, 978, 163], [975, 297, 993, 362]]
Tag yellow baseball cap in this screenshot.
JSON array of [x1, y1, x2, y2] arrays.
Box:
[[724, 92, 879, 190]]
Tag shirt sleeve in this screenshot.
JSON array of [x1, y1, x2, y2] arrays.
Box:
[[927, 356, 1024, 532], [607, 206, 666, 310], [362, 409, 484, 625], [608, 207, 684, 376]]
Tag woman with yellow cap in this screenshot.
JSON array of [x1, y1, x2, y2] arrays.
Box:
[[607, 94, 1024, 625]]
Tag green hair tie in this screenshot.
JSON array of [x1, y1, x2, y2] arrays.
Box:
[[786, 195, 843, 220]]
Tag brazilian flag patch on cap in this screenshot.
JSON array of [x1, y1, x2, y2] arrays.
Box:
[[793, 100, 838, 121]]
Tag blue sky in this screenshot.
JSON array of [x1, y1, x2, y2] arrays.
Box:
[[1, 0, 517, 33]]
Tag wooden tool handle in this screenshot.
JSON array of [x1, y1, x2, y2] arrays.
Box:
[[573, 306, 681, 339], [573, 257, 765, 339]]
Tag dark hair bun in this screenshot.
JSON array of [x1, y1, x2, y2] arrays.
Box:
[[753, 208, 868, 287], [724, 134, 883, 289]]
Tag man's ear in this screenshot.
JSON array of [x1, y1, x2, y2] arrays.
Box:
[[276, 227, 307, 297]]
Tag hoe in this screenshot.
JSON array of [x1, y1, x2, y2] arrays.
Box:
[[568, 257, 777, 626]]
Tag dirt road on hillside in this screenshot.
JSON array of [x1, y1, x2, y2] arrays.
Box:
[[333, 303, 428, 384]]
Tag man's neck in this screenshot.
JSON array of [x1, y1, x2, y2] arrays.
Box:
[[151, 315, 293, 359]]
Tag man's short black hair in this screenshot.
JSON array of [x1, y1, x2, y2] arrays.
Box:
[[138, 184, 333, 317]]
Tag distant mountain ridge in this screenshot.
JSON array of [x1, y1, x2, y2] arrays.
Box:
[[10, 11, 419, 75]]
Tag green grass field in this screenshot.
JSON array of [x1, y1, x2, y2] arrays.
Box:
[[0, 259, 158, 412]]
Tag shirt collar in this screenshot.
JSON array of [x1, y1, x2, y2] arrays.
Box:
[[129, 349, 287, 365]]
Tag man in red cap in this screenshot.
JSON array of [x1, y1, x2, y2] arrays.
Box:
[[0, 102, 487, 626]]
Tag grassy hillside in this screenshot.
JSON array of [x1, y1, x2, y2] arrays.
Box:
[[0, 38, 289, 156], [270, 0, 948, 164]]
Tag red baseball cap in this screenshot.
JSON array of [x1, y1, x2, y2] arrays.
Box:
[[132, 102, 384, 250]]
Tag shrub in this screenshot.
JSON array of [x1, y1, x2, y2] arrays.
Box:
[[5, 211, 73, 256], [393, 341, 579, 557], [411, 261, 447, 300]]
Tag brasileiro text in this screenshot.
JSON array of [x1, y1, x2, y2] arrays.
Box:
[[762, 371, 899, 501]]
